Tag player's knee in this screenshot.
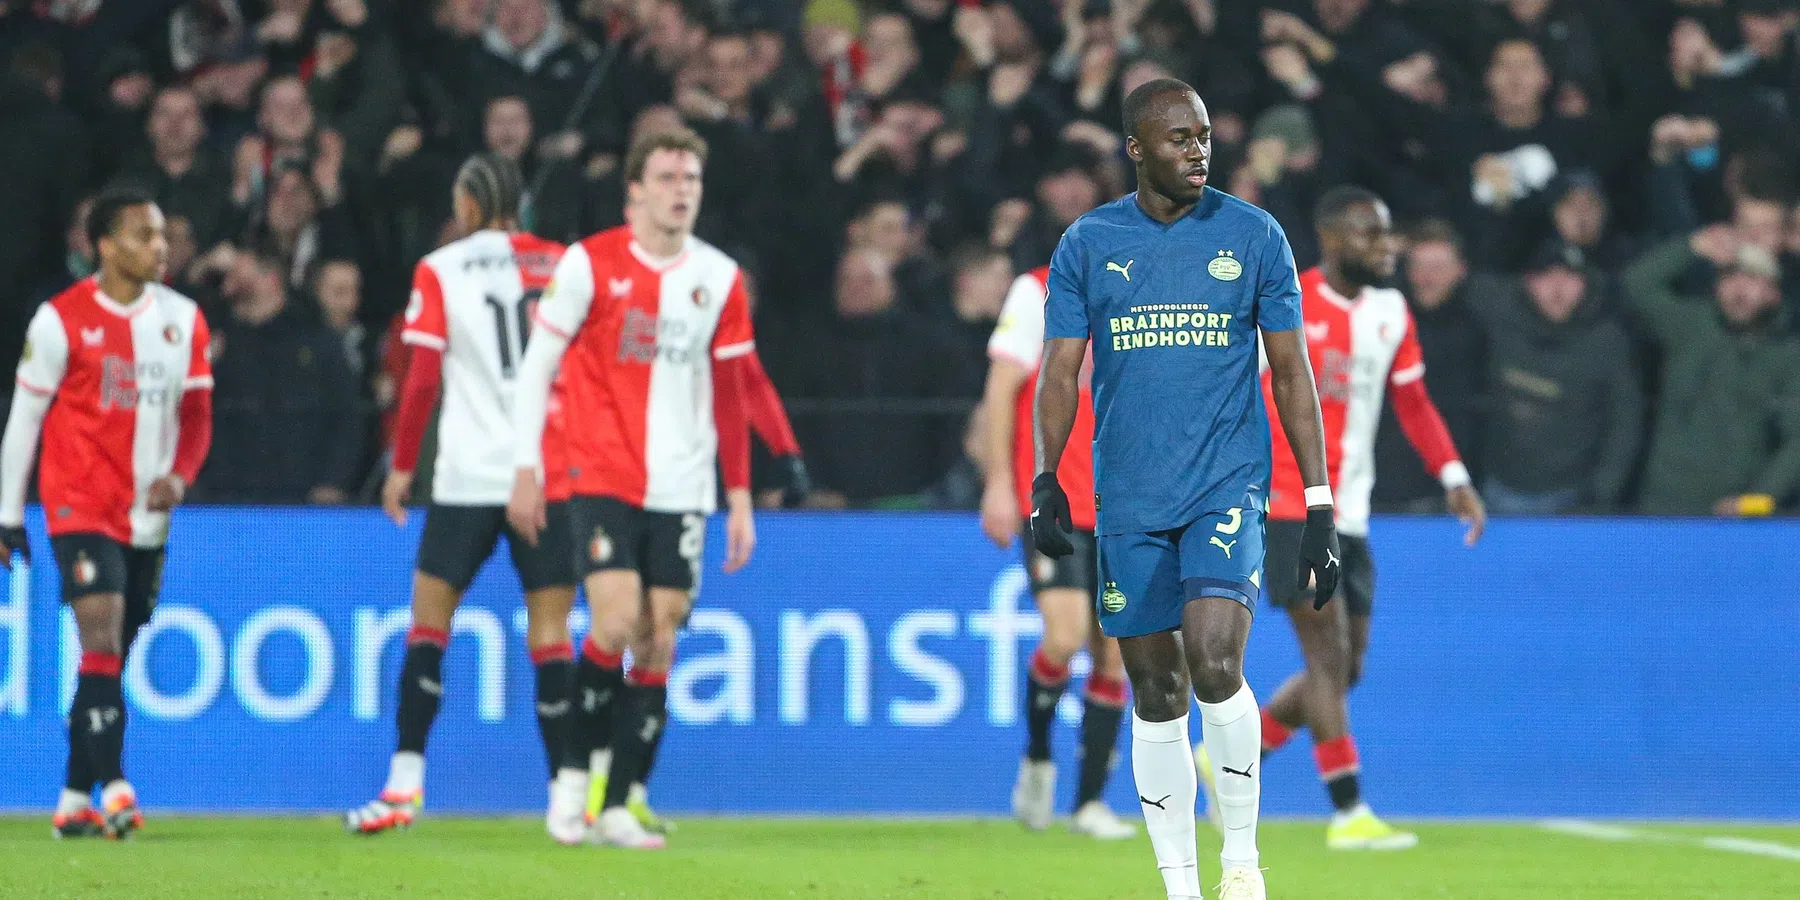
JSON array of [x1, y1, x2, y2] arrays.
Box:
[[1345, 656, 1365, 689], [1188, 655, 1243, 704], [1038, 621, 1084, 665], [590, 604, 638, 649], [1129, 669, 1189, 721]]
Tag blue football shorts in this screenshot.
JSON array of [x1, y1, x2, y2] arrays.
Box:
[[1095, 506, 1265, 638]]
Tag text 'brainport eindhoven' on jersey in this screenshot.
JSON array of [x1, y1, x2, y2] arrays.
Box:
[[1044, 190, 1304, 537]]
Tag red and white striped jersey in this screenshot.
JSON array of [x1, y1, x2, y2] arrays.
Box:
[[1265, 268, 1462, 536], [14, 280, 212, 546], [986, 267, 1097, 530], [529, 226, 754, 513], [402, 230, 565, 505]]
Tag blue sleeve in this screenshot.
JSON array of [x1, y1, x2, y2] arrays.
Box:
[[1254, 216, 1303, 332], [1044, 226, 1089, 340]]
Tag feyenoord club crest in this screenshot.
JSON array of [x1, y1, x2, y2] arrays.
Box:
[[163, 324, 181, 344], [589, 527, 613, 564], [691, 285, 711, 307], [73, 551, 98, 586]]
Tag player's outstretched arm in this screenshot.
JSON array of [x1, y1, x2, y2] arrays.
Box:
[[1264, 326, 1341, 606], [1029, 337, 1086, 558]]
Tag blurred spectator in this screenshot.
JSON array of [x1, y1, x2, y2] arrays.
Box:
[[0, 42, 89, 378], [204, 246, 367, 504], [305, 2, 406, 168], [1234, 104, 1327, 269], [845, 196, 946, 315], [314, 257, 375, 384], [1373, 220, 1487, 511], [120, 85, 236, 249], [998, 143, 1103, 274], [254, 162, 357, 290], [90, 47, 156, 178], [946, 242, 1012, 371], [1460, 37, 1602, 269], [1547, 169, 1636, 273], [769, 248, 975, 505], [232, 74, 347, 214], [474, 0, 606, 164], [1467, 243, 1643, 513], [1623, 228, 1800, 515]]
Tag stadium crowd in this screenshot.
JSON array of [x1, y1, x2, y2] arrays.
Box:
[[2, 0, 1799, 515]]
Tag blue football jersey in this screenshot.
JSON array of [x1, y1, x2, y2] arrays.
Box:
[[1044, 188, 1304, 536]]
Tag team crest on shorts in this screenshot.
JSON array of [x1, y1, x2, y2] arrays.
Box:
[[163, 324, 181, 344], [1101, 582, 1127, 613], [589, 526, 613, 564], [73, 551, 97, 586], [1207, 250, 1243, 281]]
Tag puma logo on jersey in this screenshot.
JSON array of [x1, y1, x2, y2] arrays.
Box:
[[80, 327, 105, 346], [1106, 260, 1135, 281], [1304, 321, 1330, 342], [1210, 536, 1237, 558], [609, 277, 634, 297]]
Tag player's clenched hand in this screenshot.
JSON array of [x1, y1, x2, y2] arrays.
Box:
[[1028, 473, 1075, 558], [146, 475, 187, 513], [0, 525, 28, 567], [1446, 484, 1487, 547], [506, 468, 546, 547], [382, 470, 415, 527], [724, 491, 756, 573], [1299, 506, 1341, 610], [980, 483, 1022, 549]]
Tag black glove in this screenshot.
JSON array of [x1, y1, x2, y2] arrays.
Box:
[[1298, 506, 1341, 610], [779, 455, 811, 508], [0, 525, 28, 567], [1028, 472, 1074, 558]]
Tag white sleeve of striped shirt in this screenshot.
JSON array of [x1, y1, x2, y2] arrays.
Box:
[[0, 389, 50, 527], [512, 245, 593, 470], [3, 307, 66, 525]]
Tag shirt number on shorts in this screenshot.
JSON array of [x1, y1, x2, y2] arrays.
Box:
[[1215, 508, 1243, 535]]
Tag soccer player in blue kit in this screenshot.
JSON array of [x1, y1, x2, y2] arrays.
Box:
[[1031, 78, 1342, 900]]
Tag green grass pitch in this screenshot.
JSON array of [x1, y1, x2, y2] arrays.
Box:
[[3, 817, 1798, 898]]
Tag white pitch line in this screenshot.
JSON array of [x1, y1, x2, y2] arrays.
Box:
[[1701, 837, 1800, 861], [1540, 820, 1800, 862], [1538, 819, 1649, 841]]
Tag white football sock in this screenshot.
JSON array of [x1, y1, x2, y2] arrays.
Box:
[[56, 788, 90, 815], [1200, 681, 1261, 870], [1133, 712, 1202, 899], [385, 751, 424, 796]]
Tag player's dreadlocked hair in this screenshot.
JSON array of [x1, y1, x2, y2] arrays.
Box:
[[87, 182, 158, 253], [455, 153, 526, 226], [1121, 77, 1197, 140], [1312, 185, 1385, 231]]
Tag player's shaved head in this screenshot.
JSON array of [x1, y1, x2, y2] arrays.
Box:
[[1313, 185, 1385, 233], [1315, 184, 1397, 286], [1123, 78, 1211, 217], [1121, 77, 1200, 141]]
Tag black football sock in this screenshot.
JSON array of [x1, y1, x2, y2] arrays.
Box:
[[65, 712, 95, 793], [531, 642, 576, 778], [573, 638, 626, 767], [1074, 675, 1127, 808], [603, 675, 667, 810], [1024, 649, 1070, 762], [73, 653, 126, 786], [1314, 735, 1363, 812], [395, 626, 448, 755], [636, 690, 669, 788]]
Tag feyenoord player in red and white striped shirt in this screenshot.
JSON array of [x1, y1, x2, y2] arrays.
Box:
[[979, 264, 1135, 840], [343, 155, 590, 842], [0, 185, 214, 839], [508, 129, 755, 849], [1238, 187, 1486, 850]]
